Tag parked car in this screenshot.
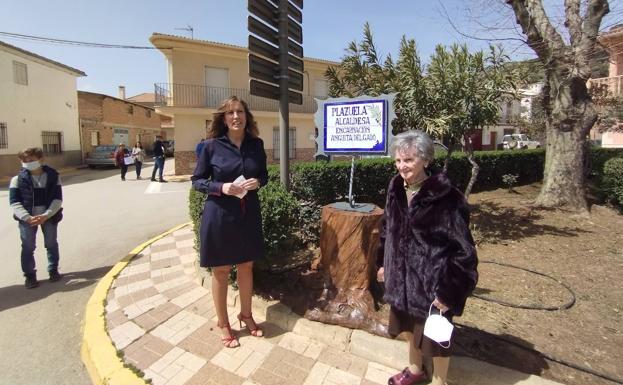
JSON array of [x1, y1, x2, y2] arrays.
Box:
[[162, 140, 175, 157], [86, 145, 131, 168], [502, 134, 541, 150]]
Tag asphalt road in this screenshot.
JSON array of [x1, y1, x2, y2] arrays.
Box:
[[0, 160, 191, 385]]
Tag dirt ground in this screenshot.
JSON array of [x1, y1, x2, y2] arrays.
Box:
[[457, 183, 623, 385], [256, 183, 623, 385]]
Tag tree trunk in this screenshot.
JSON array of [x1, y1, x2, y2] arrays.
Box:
[[535, 124, 587, 210], [305, 205, 388, 336], [535, 73, 597, 212], [463, 135, 479, 197]]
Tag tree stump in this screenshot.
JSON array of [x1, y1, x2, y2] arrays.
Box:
[[305, 204, 388, 336]]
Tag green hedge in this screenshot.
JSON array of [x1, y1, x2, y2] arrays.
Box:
[[602, 157, 623, 206], [589, 148, 623, 178], [287, 149, 546, 207]]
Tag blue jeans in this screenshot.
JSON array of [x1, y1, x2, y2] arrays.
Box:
[[19, 220, 60, 276], [151, 156, 165, 180]]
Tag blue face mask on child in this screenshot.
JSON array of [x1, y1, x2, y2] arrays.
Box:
[[22, 161, 41, 171]]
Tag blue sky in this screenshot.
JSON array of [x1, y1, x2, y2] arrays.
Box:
[[1, 0, 621, 97]]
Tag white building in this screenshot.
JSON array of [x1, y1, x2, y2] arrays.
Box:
[[480, 83, 543, 150], [0, 41, 86, 177]]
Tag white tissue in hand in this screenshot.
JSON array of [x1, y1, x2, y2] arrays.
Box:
[[233, 175, 247, 199]]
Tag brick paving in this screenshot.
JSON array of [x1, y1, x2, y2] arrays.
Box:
[[105, 226, 399, 385]]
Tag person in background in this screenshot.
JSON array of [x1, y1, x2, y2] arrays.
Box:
[[132, 142, 145, 180], [9, 147, 63, 289], [191, 96, 268, 348], [377, 130, 478, 385], [114, 143, 129, 181], [195, 138, 206, 159], [151, 135, 166, 183]]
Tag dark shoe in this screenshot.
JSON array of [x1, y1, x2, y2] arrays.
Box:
[[150, 178, 157, 182], [159, 179, 167, 183], [25, 275, 39, 289], [388, 368, 428, 385], [121, 177, 125, 181], [49, 270, 62, 282]]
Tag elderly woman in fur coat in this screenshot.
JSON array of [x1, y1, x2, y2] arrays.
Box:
[[377, 130, 478, 385]]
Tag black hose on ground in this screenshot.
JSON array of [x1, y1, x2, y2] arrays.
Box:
[[468, 260, 622, 384], [472, 260, 575, 311]]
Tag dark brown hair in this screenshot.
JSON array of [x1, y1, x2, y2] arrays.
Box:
[[17, 147, 44, 161], [207, 96, 259, 139]]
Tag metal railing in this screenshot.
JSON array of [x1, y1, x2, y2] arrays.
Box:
[[154, 83, 320, 113], [588, 75, 623, 97]]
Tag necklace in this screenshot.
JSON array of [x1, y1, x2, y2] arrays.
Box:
[[405, 174, 427, 189], [31, 173, 45, 187]]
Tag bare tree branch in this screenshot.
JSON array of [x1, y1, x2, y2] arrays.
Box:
[[564, 0, 583, 46], [506, 0, 557, 60], [576, 0, 611, 77]]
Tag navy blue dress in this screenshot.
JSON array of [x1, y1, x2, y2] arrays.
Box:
[[191, 135, 268, 267]]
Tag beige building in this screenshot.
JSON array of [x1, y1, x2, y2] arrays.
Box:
[[0, 41, 85, 177], [149, 33, 335, 175]]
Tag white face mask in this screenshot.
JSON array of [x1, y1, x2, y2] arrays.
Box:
[[423, 303, 454, 348], [22, 161, 41, 171]]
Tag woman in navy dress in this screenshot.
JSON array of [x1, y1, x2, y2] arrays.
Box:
[[191, 96, 268, 348]]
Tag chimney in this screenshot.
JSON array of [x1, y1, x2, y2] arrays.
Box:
[[118, 86, 126, 100]]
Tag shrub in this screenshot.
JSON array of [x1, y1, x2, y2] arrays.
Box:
[[258, 182, 300, 260], [589, 148, 623, 178], [502, 174, 519, 192], [188, 187, 207, 251], [602, 157, 623, 206]]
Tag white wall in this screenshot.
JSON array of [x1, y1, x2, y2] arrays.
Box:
[[0, 48, 81, 155]]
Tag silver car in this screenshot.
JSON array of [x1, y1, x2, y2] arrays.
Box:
[[86, 145, 131, 168]]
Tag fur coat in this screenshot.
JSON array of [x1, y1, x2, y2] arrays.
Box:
[[378, 172, 478, 319]]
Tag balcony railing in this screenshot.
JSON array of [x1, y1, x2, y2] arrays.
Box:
[[588, 75, 623, 97], [154, 83, 320, 114]]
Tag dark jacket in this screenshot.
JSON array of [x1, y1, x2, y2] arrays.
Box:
[[153, 140, 165, 157], [10, 165, 63, 223], [378, 172, 478, 318], [191, 135, 268, 267], [114, 148, 129, 166]]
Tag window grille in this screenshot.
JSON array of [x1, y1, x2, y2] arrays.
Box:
[[13, 61, 28, 85], [0, 122, 7, 149], [42, 131, 62, 153], [272, 127, 296, 160]]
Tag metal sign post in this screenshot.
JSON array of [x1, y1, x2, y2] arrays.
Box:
[[248, 0, 304, 190]]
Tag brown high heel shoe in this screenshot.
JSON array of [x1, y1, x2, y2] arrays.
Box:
[[237, 313, 264, 337], [217, 321, 239, 348]]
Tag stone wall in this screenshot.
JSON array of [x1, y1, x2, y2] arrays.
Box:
[[174, 150, 197, 175]]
